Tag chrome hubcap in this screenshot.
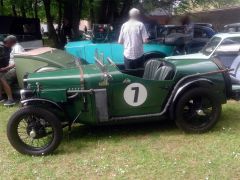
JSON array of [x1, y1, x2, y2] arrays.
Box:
[[29, 130, 37, 138]]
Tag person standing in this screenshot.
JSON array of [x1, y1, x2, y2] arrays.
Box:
[[0, 35, 19, 106], [118, 8, 149, 69]]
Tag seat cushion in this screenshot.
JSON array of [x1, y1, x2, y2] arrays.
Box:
[[143, 59, 163, 80], [154, 66, 174, 81]]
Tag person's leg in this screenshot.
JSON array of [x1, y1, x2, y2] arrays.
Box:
[[124, 57, 133, 69], [0, 83, 4, 103], [135, 56, 144, 69], [1, 69, 16, 106], [0, 73, 5, 102], [0, 79, 13, 100]]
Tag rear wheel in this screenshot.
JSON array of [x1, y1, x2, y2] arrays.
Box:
[[175, 88, 222, 133], [7, 107, 63, 156]]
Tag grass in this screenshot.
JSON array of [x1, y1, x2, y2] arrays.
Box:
[[0, 102, 240, 180]]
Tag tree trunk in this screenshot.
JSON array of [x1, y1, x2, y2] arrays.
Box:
[[99, 0, 120, 24], [12, 5, 17, 16], [72, 0, 83, 40], [63, 0, 83, 40], [0, 0, 3, 15], [89, 0, 94, 24], [57, 0, 62, 35], [20, 4, 26, 18], [34, 0, 38, 18], [43, 0, 59, 47], [120, 0, 133, 20]]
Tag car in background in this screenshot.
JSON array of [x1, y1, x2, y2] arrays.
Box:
[[65, 40, 175, 65], [224, 23, 240, 33], [0, 16, 43, 50], [166, 33, 240, 68], [154, 24, 216, 54], [65, 24, 215, 64]]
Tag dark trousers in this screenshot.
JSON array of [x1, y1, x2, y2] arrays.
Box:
[[124, 56, 144, 69]]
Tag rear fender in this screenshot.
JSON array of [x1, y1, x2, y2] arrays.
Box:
[[169, 78, 215, 120]]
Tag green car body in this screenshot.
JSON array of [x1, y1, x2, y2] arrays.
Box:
[[8, 36, 240, 156], [22, 59, 227, 124]]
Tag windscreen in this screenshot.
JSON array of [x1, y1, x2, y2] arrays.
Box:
[[201, 37, 222, 56]]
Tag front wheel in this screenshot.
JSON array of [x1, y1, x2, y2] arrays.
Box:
[[7, 107, 63, 156], [175, 88, 222, 133]]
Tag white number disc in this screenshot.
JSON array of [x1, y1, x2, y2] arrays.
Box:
[[123, 83, 148, 107]]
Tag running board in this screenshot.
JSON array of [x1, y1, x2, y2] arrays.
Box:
[[111, 112, 164, 121]]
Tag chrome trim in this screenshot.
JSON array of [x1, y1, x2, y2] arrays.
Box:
[[67, 89, 94, 93], [67, 89, 105, 94], [20, 89, 34, 100]]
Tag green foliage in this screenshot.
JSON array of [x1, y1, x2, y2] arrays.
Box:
[[176, 0, 240, 14]]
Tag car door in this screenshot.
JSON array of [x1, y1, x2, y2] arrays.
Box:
[[108, 74, 174, 117]]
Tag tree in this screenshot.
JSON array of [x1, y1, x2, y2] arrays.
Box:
[[176, 0, 240, 14], [62, 0, 83, 40], [0, 0, 3, 15], [42, 0, 59, 46]]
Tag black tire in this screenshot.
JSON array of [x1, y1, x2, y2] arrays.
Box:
[[175, 88, 222, 133], [7, 107, 63, 156]]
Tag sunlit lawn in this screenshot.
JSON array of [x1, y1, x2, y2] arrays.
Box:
[[0, 102, 240, 179]]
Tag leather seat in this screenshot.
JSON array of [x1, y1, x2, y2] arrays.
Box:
[[154, 66, 174, 81], [143, 60, 164, 80], [230, 55, 240, 84]]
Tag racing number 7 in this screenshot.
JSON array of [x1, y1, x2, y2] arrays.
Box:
[[131, 87, 139, 103]]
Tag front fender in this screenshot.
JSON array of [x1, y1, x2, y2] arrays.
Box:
[[21, 98, 64, 113]]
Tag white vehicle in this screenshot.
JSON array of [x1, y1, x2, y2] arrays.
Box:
[[167, 33, 240, 67]]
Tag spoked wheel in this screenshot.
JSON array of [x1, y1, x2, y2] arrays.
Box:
[[175, 88, 222, 133], [7, 107, 63, 156]]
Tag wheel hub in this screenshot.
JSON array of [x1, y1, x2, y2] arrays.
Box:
[[29, 130, 37, 138], [196, 109, 206, 116]]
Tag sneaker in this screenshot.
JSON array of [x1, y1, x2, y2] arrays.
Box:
[[0, 98, 5, 103], [4, 99, 16, 106]]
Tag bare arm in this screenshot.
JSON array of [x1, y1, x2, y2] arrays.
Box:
[[141, 24, 149, 43], [118, 25, 124, 44], [0, 64, 15, 72]]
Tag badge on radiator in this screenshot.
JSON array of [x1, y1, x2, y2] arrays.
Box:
[[124, 83, 148, 107]]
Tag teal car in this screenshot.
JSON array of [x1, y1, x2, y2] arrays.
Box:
[[65, 40, 175, 64]]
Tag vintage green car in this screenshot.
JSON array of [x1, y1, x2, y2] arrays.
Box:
[[14, 47, 77, 88], [7, 53, 239, 156]]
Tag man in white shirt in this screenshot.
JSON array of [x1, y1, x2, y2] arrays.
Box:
[[118, 8, 149, 69]]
